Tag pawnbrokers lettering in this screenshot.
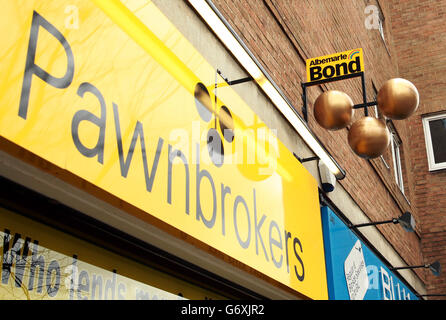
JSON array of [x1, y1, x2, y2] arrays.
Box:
[[18, 10, 306, 284]]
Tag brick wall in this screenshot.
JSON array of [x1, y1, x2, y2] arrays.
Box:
[[211, 0, 425, 283], [389, 0, 446, 299]]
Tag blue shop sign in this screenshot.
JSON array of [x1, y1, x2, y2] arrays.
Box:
[[321, 206, 418, 300]]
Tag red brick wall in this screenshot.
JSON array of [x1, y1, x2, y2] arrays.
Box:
[[211, 0, 425, 283], [389, 0, 446, 299]]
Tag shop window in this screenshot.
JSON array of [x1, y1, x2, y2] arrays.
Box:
[[422, 112, 446, 171], [0, 177, 261, 300]]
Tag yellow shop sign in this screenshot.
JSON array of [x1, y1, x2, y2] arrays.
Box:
[[306, 48, 364, 82], [0, 0, 327, 299]]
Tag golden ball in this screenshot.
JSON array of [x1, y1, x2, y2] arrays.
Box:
[[348, 117, 390, 159], [377, 78, 419, 120], [314, 90, 354, 130]]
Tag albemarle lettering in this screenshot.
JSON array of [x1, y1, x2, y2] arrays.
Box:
[[309, 55, 361, 81]]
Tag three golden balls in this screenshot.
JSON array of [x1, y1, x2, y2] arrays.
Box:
[[347, 117, 390, 159], [311, 78, 418, 159], [377, 78, 419, 120], [314, 90, 354, 130]]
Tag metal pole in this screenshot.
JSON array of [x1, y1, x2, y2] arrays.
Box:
[[214, 69, 218, 129], [349, 218, 397, 229], [300, 156, 319, 163], [353, 101, 377, 109], [227, 76, 253, 85], [392, 265, 427, 271], [361, 72, 368, 116], [302, 83, 308, 122]]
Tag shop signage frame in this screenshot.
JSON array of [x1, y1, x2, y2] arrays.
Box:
[[0, 0, 328, 299]]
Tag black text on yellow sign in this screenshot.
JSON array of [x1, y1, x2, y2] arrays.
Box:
[[17, 12, 306, 284], [0, 0, 328, 299], [306, 48, 364, 82]]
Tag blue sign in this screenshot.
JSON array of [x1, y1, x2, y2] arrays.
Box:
[[321, 206, 418, 300]]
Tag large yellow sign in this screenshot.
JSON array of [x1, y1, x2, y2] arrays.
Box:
[[0, 0, 327, 299], [306, 48, 364, 82]]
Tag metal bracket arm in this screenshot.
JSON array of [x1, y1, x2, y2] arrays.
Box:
[[217, 69, 253, 86], [301, 72, 372, 122], [293, 153, 319, 163]]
